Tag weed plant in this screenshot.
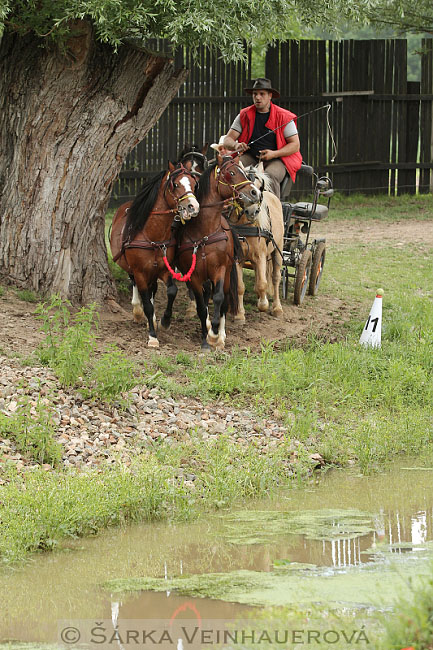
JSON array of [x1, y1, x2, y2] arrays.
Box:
[[0, 398, 62, 466], [15, 289, 38, 302], [85, 344, 137, 404], [380, 570, 433, 649]]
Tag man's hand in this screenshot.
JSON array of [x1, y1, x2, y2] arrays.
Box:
[[235, 141, 249, 153], [259, 149, 276, 161]]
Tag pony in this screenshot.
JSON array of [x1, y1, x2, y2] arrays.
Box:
[[110, 162, 200, 347], [175, 154, 261, 350], [230, 163, 284, 321], [177, 143, 209, 174]]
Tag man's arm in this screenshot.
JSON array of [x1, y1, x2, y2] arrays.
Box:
[[223, 129, 248, 153], [259, 134, 300, 161]]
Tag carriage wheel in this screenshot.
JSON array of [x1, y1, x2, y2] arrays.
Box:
[[293, 249, 312, 305], [308, 242, 326, 296]]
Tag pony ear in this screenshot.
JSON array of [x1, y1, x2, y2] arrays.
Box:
[[168, 160, 176, 171], [201, 143, 209, 155]]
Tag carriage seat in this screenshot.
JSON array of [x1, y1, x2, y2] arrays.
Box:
[[291, 202, 329, 221]]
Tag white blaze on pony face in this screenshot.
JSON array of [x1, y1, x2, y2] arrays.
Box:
[[179, 176, 200, 219]]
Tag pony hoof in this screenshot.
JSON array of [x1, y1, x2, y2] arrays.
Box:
[[201, 341, 212, 351], [271, 307, 284, 319], [234, 313, 246, 322], [215, 340, 226, 351], [147, 336, 159, 348], [160, 317, 170, 330], [132, 306, 145, 323], [257, 300, 269, 312], [207, 331, 219, 346], [185, 306, 196, 318]]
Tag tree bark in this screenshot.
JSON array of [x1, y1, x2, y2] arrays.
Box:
[[0, 23, 188, 303]]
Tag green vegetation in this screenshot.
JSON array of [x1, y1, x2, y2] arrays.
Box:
[[34, 295, 138, 402], [85, 344, 137, 404], [0, 434, 308, 564], [142, 286, 433, 474], [14, 289, 39, 303], [329, 192, 433, 221], [381, 571, 433, 649], [0, 398, 62, 466]]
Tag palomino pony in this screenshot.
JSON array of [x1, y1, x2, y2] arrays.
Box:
[[110, 162, 200, 347], [176, 154, 261, 350], [230, 164, 284, 321]]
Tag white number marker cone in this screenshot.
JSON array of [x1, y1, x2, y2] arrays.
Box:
[[360, 288, 383, 348]]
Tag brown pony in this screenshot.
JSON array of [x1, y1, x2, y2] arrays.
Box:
[[110, 162, 200, 348], [176, 154, 261, 350]]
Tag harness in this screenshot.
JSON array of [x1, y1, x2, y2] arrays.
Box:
[[163, 158, 254, 282]]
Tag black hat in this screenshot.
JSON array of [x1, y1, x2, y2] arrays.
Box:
[[244, 78, 280, 98]]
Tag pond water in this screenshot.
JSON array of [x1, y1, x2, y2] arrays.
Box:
[[1, 461, 433, 646]]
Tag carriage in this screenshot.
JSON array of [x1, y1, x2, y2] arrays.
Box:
[[280, 165, 334, 305]]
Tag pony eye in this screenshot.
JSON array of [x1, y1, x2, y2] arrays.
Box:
[[173, 182, 178, 188]]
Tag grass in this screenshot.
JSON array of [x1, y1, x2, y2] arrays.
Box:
[[14, 289, 39, 303], [328, 192, 433, 221], [0, 434, 310, 564]]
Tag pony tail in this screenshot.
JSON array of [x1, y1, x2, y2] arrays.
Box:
[[231, 228, 244, 264]]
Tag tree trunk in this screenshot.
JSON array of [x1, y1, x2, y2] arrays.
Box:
[[0, 23, 188, 303]]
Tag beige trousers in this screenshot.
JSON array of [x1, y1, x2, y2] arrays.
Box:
[[240, 153, 291, 199]]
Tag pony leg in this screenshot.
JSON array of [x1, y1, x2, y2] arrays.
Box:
[[255, 257, 270, 312], [215, 314, 226, 350], [270, 249, 284, 318], [193, 290, 212, 350], [185, 285, 196, 318], [131, 277, 145, 323], [139, 287, 159, 348], [234, 264, 246, 322], [207, 278, 225, 347], [160, 277, 178, 330]]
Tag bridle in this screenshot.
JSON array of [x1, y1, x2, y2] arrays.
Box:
[[180, 151, 208, 172], [160, 165, 199, 223]]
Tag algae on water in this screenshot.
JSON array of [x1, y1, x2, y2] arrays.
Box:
[[105, 560, 429, 609], [217, 508, 375, 545]]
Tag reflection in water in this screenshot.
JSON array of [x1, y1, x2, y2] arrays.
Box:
[[323, 507, 432, 568], [412, 511, 428, 545]]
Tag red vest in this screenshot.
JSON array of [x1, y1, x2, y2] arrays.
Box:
[[238, 102, 302, 182]]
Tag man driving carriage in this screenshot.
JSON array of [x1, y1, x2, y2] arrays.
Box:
[[222, 78, 302, 198]]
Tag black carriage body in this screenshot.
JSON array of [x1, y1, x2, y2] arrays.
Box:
[[280, 171, 332, 304]]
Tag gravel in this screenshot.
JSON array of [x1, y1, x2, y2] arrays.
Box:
[[0, 355, 323, 473]]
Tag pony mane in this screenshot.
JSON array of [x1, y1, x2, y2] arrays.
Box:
[[254, 200, 271, 230], [195, 161, 217, 202], [241, 164, 272, 229], [125, 170, 166, 240]]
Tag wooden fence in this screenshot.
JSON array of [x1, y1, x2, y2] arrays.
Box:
[[111, 38, 433, 203]]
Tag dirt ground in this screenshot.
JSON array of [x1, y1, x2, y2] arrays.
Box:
[[1, 219, 431, 359]]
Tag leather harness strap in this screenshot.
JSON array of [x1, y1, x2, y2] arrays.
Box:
[[177, 229, 228, 258]]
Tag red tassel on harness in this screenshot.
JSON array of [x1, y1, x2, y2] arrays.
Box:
[[163, 254, 197, 282]]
